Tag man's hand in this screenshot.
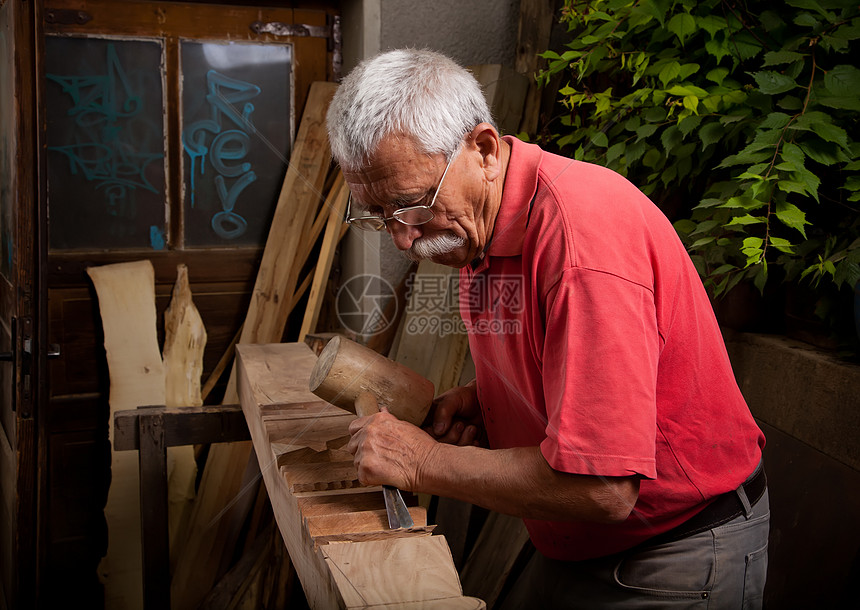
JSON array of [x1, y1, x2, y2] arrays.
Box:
[[346, 409, 438, 491], [424, 382, 484, 446]]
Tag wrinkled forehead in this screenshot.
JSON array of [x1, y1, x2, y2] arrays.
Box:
[[343, 136, 446, 205]]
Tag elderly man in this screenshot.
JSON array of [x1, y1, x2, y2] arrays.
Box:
[[327, 49, 769, 608]]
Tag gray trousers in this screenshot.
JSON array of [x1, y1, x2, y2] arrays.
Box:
[[500, 490, 770, 609]]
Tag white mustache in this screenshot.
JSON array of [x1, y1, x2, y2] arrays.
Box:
[[405, 232, 467, 261]]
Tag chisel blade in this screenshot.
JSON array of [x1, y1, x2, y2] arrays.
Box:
[[382, 485, 414, 529]]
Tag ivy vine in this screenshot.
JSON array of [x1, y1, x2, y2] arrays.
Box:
[[534, 0, 859, 305]]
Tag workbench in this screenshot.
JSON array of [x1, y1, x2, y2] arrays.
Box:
[[236, 342, 485, 609]]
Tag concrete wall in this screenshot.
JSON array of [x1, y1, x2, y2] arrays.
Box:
[[724, 331, 860, 607], [380, 0, 520, 68]]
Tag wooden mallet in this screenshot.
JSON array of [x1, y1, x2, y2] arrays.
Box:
[[308, 335, 435, 426]]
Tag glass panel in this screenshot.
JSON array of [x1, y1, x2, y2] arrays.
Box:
[[181, 41, 292, 247], [45, 36, 167, 250]]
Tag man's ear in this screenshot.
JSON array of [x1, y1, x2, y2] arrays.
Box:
[[469, 123, 502, 181]]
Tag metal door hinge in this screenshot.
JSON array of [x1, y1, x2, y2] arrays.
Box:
[[251, 14, 342, 80], [250, 21, 328, 38]]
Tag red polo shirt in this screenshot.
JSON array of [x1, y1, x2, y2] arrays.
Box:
[[459, 136, 764, 560]]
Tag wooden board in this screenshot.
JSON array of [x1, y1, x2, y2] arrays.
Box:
[[88, 259, 165, 610], [162, 264, 206, 563], [389, 260, 470, 395], [468, 64, 528, 136], [515, 0, 557, 135], [459, 511, 531, 608], [236, 342, 485, 609], [171, 81, 338, 610], [299, 173, 348, 342]]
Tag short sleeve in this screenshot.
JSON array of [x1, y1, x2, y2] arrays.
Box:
[[539, 267, 660, 479]]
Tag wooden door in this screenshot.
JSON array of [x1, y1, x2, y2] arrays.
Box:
[[0, 1, 44, 609], [38, 0, 338, 606]]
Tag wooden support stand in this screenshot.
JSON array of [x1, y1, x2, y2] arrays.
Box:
[[113, 405, 251, 610], [237, 342, 485, 609]]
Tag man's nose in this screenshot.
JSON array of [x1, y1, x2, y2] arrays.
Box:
[[387, 221, 422, 251]]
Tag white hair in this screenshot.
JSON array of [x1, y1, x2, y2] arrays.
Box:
[[326, 49, 494, 170]]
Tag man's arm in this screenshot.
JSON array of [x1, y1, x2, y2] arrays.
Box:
[[347, 411, 640, 524], [423, 442, 639, 523]]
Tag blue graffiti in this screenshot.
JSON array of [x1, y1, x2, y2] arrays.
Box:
[[47, 43, 164, 220], [182, 70, 261, 240], [149, 225, 166, 250]]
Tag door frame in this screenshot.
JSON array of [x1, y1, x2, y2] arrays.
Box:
[[1, 0, 46, 608]]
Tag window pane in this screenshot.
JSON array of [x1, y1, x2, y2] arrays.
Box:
[[46, 36, 167, 250], [180, 41, 292, 247]]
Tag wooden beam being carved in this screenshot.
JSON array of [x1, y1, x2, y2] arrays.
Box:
[[236, 342, 485, 609]]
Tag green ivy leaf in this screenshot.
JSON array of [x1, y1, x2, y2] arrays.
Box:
[[691, 219, 721, 235], [661, 125, 683, 151], [795, 167, 821, 202], [733, 34, 765, 62], [774, 200, 809, 238], [830, 21, 860, 43], [636, 123, 659, 141], [762, 50, 806, 66], [667, 12, 696, 45], [759, 112, 793, 129], [667, 84, 709, 97], [689, 236, 716, 249], [769, 236, 795, 254], [709, 264, 735, 276], [625, 140, 647, 163], [753, 263, 768, 292], [683, 95, 700, 113], [786, 0, 834, 21], [678, 64, 700, 81], [719, 150, 771, 168], [696, 15, 727, 37], [674, 218, 697, 233], [815, 95, 860, 111], [759, 11, 785, 31], [799, 140, 850, 165], [705, 37, 731, 62], [605, 142, 625, 163], [728, 214, 766, 226], [777, 180, 808, 196], [706, 67, 730, 85], [743, 236, 764, 249], [678, 115, 703, 135], [642, 148, 663, 168], [659, 61, 681, 87], [695, 122, 723, 151], [780, 142, 807, 168], [793, 13, 821, 28], [825, 64, 860, 94], [590, 130, 609, 148], [793, 113, 850, 148], [753, 71, 798, 95]]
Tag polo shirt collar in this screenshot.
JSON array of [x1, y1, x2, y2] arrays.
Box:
[[485, 136, 541, 259]]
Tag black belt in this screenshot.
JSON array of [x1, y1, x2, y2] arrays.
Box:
[[645, 464, 767, 547]]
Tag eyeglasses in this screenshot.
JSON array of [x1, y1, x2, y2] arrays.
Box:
[[345, 154, 454, 232]]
